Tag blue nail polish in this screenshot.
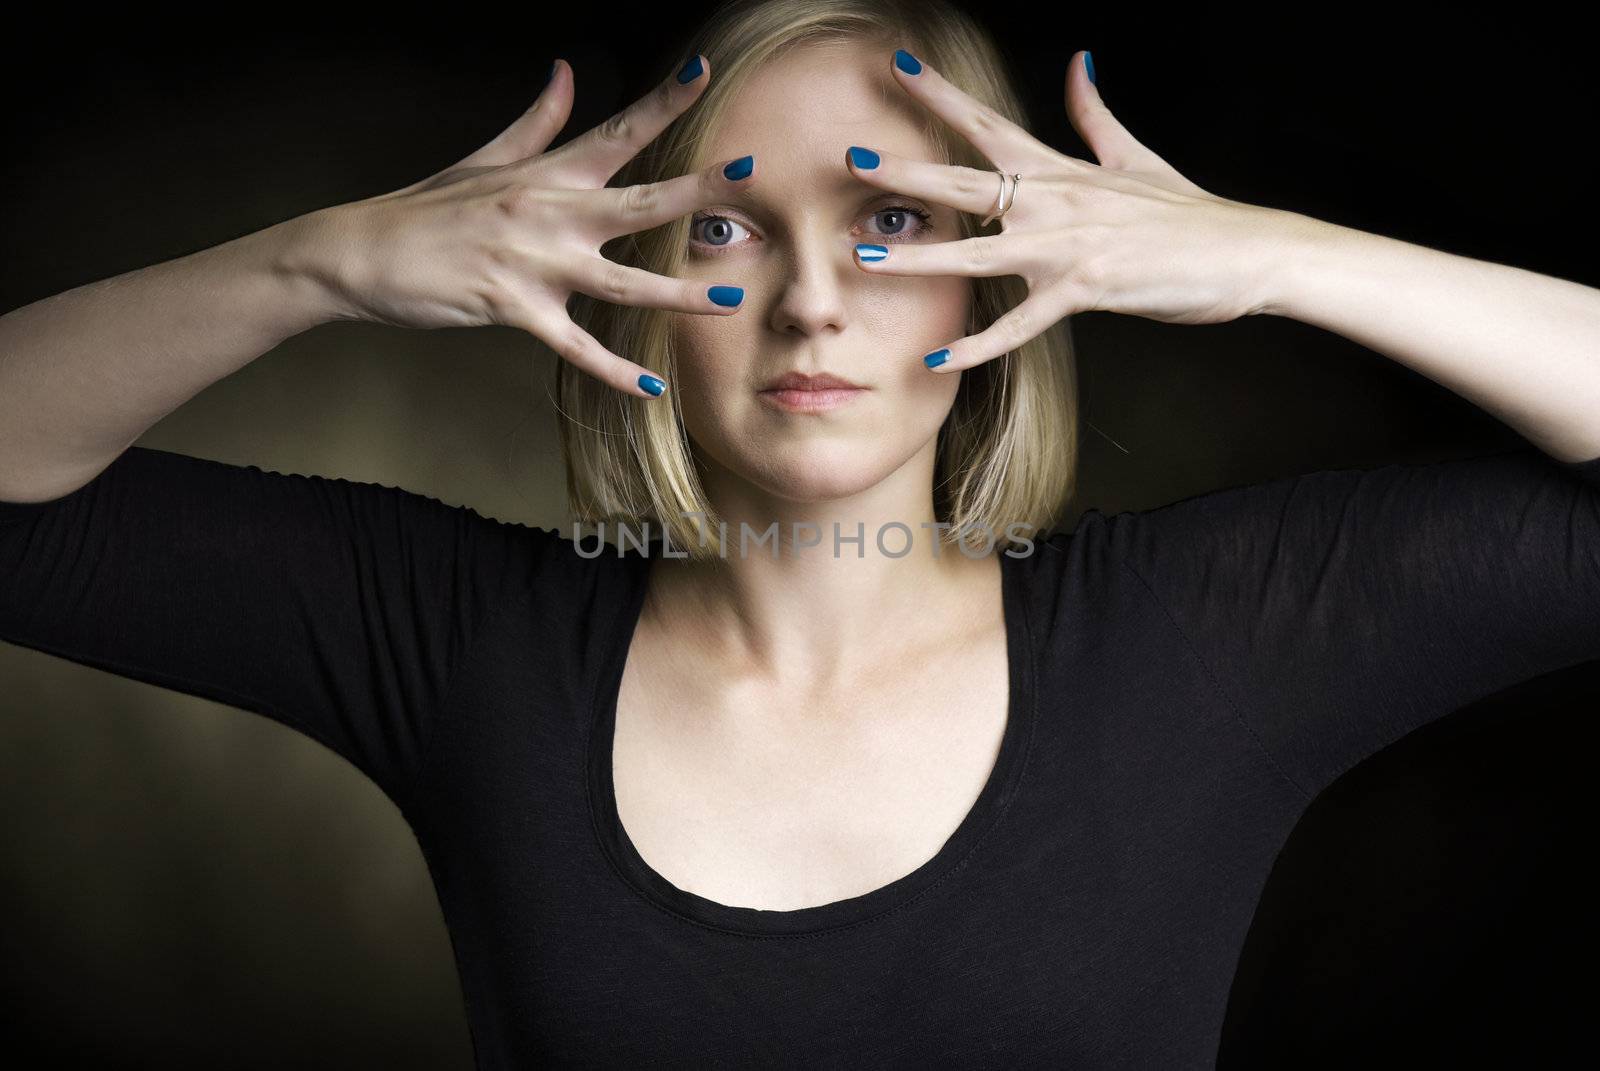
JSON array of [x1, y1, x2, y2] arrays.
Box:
[[894, 49, 922, 76], [544, 61, 556, 90], [855, 243, 888, 262], [723, 155, 753, 181], [847, 146, 879, 170], [708, 286, 743, 307], [1084, 51, 1096, 86], [676, 56, 704, 85], [923, 348, 950, 369], [639, 374, 667, 397]]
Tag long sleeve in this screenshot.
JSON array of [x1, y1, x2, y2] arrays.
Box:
[[0, 445, 568, 810], [1106, 446, 1600, 803]]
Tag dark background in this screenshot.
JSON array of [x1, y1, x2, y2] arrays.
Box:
[[1, 3, 1594, 1066]]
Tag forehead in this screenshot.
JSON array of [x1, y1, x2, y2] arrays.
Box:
[[703, 40, 945, 177]]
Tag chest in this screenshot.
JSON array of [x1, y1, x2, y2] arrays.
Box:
[[609, 625, 1011, 913]]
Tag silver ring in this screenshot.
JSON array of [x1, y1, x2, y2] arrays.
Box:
[[980, 170, 1021, 227]]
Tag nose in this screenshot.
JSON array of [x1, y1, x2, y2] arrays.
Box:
[[767, 232, 853, 338]]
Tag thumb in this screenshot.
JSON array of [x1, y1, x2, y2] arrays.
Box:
[[1064, 51, 1155, 172], [465, 58, 576, 169], [1064, 51, 1207, 194]]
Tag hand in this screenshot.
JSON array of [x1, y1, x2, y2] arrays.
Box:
[[300, 56, 755, 397], [847, 49, 1311, 373]]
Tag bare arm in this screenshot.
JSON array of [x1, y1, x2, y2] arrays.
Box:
[[0, 55, 764, 504], [0, 213, 340, 502], [1257, 215, 1600, 464]]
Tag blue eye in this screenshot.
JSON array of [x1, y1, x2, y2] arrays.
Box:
[[688, 204, 933, 254], [690, 215, 751, 249], [866, 206, 932, 238]]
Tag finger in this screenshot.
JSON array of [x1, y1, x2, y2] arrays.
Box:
[[843, 144, 1079, 222], [456, 59, 576, 172], [590, 152, 757, 242], [886, 47, 1054, 171], [506, 305, 671, 399], [852, 232, 1030, 279], [551, 53, 713, 188], [1064, 50, 1151, 172], [1065, 50, 1205, 194], [919, 292, 1070, 374], [562, 255, 747, 317]]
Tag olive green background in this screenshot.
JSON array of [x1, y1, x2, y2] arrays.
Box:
[[2, 7, 1593, 1067]]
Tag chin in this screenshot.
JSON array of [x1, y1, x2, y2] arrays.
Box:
[[691, 425, 927, 503], [743, 453, 894, 505]]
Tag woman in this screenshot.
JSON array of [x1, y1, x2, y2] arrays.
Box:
[[2, 0, 1597, 1066]]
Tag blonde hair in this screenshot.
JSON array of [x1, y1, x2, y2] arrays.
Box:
[[561, 0, 1079, 559]]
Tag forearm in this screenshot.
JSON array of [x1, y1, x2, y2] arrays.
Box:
[[0, 211, 343, 501], [1258, 214, 1600, 463]]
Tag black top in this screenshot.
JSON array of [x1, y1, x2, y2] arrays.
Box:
[[3, 444, 1598, 1068]]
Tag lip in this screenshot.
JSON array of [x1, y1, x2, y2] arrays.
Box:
[[758, 387, 867, 413], [760, 371, 866, 392], [757, 370, 869, 414]]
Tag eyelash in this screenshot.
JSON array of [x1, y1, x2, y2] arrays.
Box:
[[687, 204, 934, 254]]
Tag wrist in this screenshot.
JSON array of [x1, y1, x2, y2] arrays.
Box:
[[258, 206, 365, 327], [1244, 208, 1348, 320]]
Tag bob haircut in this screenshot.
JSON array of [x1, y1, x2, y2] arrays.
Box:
[[561, 0, 1079, 560]]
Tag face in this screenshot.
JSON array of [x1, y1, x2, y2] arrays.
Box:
[[671, 40, 973, 508]]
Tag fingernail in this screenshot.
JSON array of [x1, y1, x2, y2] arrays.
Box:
[[855, 243, 888, 262], [923, 348, 950, 369], [894, 49, 922, 76], [708, 286, 744, 307], [847, 146, 879, 170], [723, 154, 754, 180], [639, 374, 667, 397], [544, 61, 557, 90], [676, 55, 704, 84], [1084, 51, 1096, 86]]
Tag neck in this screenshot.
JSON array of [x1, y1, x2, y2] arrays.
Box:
[[641, 454, 1001, 696]]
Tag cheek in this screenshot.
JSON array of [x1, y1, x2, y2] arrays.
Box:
[[873, 277, 973, 395], [667, 315, 749, 455], [932, 274, 975, 330], [888, 272, 973, 350], [671, 288, 756, 365]]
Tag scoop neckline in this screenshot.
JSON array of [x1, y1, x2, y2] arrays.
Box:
[[584, 540, 1038, 937]]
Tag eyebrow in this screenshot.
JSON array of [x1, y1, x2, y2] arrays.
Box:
[[722, 172, 921, 211]]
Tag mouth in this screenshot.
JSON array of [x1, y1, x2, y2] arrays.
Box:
[[757, 371, 869, 414]]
